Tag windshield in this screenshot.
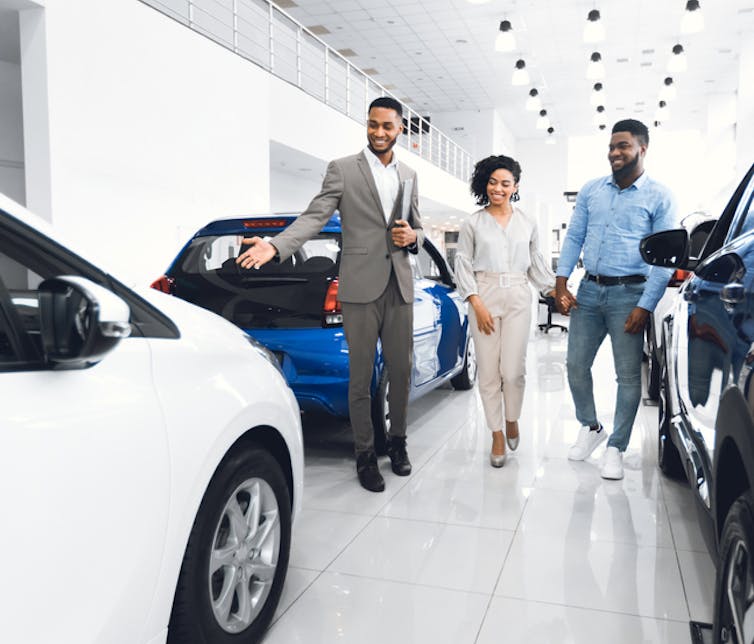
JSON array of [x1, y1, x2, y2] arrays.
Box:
[[170, 233, 341, 329]]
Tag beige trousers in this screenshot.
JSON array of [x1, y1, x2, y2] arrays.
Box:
[[468, 272, 531, 431]]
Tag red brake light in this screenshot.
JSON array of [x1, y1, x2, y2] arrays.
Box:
[[150, 275, 175, 294], [668, 269, 691, 287], [322, 279, 342, 327], [243, 220, 288, 228]]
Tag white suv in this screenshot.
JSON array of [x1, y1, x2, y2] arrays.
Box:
[[0, 194, 303, 644]]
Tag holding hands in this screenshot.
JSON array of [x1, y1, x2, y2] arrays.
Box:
[[554, 276, 578, 316]]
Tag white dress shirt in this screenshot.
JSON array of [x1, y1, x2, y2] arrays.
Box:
[[455, 207, 556, 300], [364, 147, 400, 223]]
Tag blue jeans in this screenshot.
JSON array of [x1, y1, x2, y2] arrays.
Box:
[[566, 280, 645, 452]]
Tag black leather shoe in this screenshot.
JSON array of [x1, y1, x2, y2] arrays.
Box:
[[387, 436, 412, 476], [356, 451, 385, 492]]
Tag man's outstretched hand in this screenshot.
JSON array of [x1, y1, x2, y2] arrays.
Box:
[[236, 237, 277, 270]]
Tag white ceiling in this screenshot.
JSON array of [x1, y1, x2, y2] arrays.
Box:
[[282, 0, 754, 140]]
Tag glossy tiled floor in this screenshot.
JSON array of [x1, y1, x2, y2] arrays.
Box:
[[264, 327, 715, 644]]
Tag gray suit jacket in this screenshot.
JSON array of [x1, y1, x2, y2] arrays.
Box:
[[271, 150, 424, 304]]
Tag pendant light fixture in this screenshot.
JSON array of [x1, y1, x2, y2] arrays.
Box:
[[593, 105, 606, 126], [656, 100, 670, 120], [680, 0, 704, 34], [495, 20, 516, 52], [590, 82, 606, 106], [545, 126, 556, 144], [512, 59, 529, 86], [526, 88, 542, 111], [583, 9, 605, 43], [659, 77, 677, 101], [587, 52, 605, 79], [536, 109, 550, 129], [668, 44, 687, 72]]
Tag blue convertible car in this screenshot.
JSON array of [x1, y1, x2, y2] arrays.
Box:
[[153, 214, 475, 452]]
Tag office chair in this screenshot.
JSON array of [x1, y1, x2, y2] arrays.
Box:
[[538, 294, 568, 334]]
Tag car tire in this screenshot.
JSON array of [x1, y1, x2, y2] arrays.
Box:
[[371, 370, 390, 456], [713, 493, 754, 644], [168, 446, 292, 644], [451, 336, 476, 391], [658, 364, 685, 479]]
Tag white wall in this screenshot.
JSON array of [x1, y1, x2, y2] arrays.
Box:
[[431, 109, 516, 161], [33, 0, 271, 285], [0, 59, 24, 204], [736, 38, 754, 179], [269, 168, 324, 213], [517, 137, 570, 263]]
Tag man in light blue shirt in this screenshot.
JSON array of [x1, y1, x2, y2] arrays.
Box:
[[555, 119, 678, 480]]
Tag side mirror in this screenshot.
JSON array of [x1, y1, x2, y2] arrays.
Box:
[[695, 253, 745, 285], [38, 276, 131, 368], [640, 229, 690, 269]]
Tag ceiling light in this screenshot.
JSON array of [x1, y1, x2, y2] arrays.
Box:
[[590, 82, 606, 106], [583, 9, 605, 43], [599, 124, 607, 130], [512, 59, 529, 86], [587, 52, 605, 79], [681, 0, 704, 34], [656, 100, 670, 120], [593, 105, 606, 126], [545, 126, 556, 144], [668, 44, 687, 72], [526, 88, 542, 111], [495, 20, 516, 52], [536, 109, 550, 129], [659, 77, 677, 101]]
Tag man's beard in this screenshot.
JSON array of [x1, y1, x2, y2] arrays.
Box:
[[367, 136, 397, 157], [612, 154, 639, 182]]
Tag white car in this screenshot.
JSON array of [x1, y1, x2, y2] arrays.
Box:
[[0, 194, 303, 644]]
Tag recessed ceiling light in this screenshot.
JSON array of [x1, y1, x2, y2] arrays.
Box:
[[616, 57, 630, 63], [640, 62, 652, 67], [456, 39, 468, 44], [641, 49, 655, 55]]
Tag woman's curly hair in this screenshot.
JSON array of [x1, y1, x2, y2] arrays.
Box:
[[469, 155, 522, 206]]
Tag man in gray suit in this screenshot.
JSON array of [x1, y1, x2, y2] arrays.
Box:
[[237, 97, 424, 492]]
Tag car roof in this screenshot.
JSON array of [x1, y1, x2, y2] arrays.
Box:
[[194, 213, 342, 237]]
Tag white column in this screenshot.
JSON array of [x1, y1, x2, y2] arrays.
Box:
[[19, 7, 52, 221], [736, 37, 754, 178]]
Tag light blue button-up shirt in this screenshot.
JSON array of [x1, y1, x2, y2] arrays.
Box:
[[556, 172, 678, 312]]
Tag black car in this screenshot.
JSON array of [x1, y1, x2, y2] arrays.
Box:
[[641, 163, 754, 644]]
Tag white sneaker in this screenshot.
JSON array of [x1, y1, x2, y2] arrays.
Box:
[[601, 446, 624, 480], [568, 424, 607, 461]]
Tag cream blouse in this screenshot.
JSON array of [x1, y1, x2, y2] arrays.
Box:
[[454, 206, 556, 300]]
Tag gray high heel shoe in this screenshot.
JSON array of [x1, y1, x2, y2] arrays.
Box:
[[490, 450, 507, 468], [506, 422, 520, 451]]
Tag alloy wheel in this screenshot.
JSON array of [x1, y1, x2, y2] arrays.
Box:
[[208, 477, 281, 633]]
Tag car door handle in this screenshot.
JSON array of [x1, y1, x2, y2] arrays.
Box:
[[720, 282, 745, 304]]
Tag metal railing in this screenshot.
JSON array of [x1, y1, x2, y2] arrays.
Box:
[[140, 0, 473, 181]]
